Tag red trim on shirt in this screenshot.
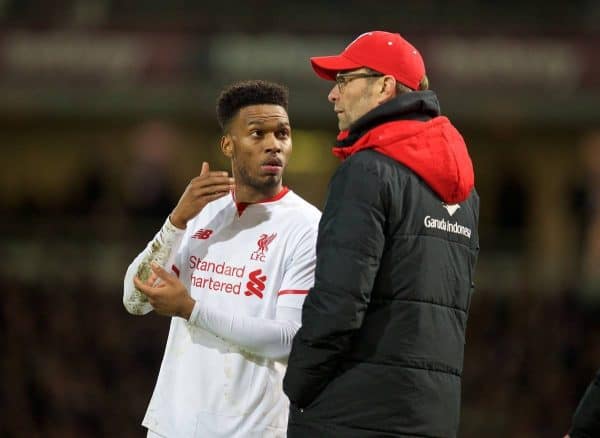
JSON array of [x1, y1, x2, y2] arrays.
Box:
[[258, 186, 290, 203], [172, 264, 180, 278], [236, 202, 250, 215], [277, 289, 309, 296], [234, 186, 290, 216]]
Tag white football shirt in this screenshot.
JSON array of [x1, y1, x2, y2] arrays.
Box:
[[124, 188, 320, 438]]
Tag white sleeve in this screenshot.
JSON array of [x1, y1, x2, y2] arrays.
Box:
[[123, 217, 186, 315], [276, 227, 318, 309], [186, 223, 317, 360], [188, 303, 302, 361]]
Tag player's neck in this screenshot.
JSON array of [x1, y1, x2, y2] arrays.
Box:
[[234, 184, 283, 204]]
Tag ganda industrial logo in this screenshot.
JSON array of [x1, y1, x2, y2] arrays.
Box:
[[250, 233, 277, 262]]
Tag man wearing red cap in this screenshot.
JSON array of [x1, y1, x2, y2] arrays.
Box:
[[283, 31, 480, 437]]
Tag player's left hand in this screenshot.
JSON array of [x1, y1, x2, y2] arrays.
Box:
[[134, 263, 195, 320]]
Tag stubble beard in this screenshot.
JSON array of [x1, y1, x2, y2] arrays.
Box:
[[340, 89, 374, 131], [235, 162, 281, 193]]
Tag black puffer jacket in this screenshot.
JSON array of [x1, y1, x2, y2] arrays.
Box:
[[283, 91, 480, 438], [569, 369, 600, 438]]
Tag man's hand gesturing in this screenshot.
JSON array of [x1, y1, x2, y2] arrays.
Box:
[[134, 263, 195, 319], [170, 162, 234, 229]]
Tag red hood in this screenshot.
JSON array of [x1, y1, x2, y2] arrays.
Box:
[[333, 116, 474, 204]]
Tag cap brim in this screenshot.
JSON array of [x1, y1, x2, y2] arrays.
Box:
[[310, 55, 363, 80]]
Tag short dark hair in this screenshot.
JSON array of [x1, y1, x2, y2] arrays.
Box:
[[363, 67, 429, 94], [216, 80, 289, 132]]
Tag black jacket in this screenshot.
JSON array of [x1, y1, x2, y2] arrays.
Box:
[[283, 91, 480, 438], [570, 369, 600, 438]]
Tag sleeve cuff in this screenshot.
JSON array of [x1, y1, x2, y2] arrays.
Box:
[[188, 300, 204, 327], [164, 216, 186, 237]]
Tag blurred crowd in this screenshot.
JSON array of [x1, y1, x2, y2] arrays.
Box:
[[1, 120, 182, 436], [462, 289, 600, 437], [6, 120, 182, 223], [1, 278, 167, 438], [1, 0, 598, 34]]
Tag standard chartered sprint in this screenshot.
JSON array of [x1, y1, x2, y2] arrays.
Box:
[[424, 216, 472, 239]]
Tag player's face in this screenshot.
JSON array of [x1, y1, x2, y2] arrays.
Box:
[[222, 104, 292, 197], [327, 68, 381, 131]]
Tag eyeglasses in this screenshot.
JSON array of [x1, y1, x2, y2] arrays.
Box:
[[335, 72, 383, 91]]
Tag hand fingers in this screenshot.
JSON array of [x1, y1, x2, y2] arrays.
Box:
[[189, 174, 233, 192], [197, 183, 233, 196], [203, 169, 229, 178], [193, 173, 232, 183], [187, 176, 234, 200], [150, 262, 176, 284], [134, 276, 152, 296], [200, 161, 210, 177], [145, 272, 158, 286], [205, 191, 230, 202], [134, 274, 166, 295]]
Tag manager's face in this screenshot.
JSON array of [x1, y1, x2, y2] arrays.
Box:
[[327, 68, 384, 131]]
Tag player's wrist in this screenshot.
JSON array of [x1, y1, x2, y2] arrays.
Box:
[[169, 212, 187, 229], [179, 296, 196, 320]]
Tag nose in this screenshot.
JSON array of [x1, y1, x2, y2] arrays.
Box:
[[328, 84, 339, 103], [264, 133, 282, 153]]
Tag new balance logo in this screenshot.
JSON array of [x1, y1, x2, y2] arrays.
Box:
[[192, 229, 213, 240], [245, 269, 267, 299]]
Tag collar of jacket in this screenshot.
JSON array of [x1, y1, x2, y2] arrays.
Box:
[[331, 91, 475, 204], [335, 90, 441, 148]]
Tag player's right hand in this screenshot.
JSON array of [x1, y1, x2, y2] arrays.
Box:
[[169, 161, 234, 229]]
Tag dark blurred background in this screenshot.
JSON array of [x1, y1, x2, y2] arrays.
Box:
[[1, 1, 600, 437]]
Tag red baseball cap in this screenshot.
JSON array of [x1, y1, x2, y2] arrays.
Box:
[[310, 31, 426, 90]]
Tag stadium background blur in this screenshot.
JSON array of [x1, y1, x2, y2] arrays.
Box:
[[1, 1, 600, 436]]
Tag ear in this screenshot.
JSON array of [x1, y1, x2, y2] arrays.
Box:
[[377, 76, 397, 104], [220, 134, 233, 158]]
